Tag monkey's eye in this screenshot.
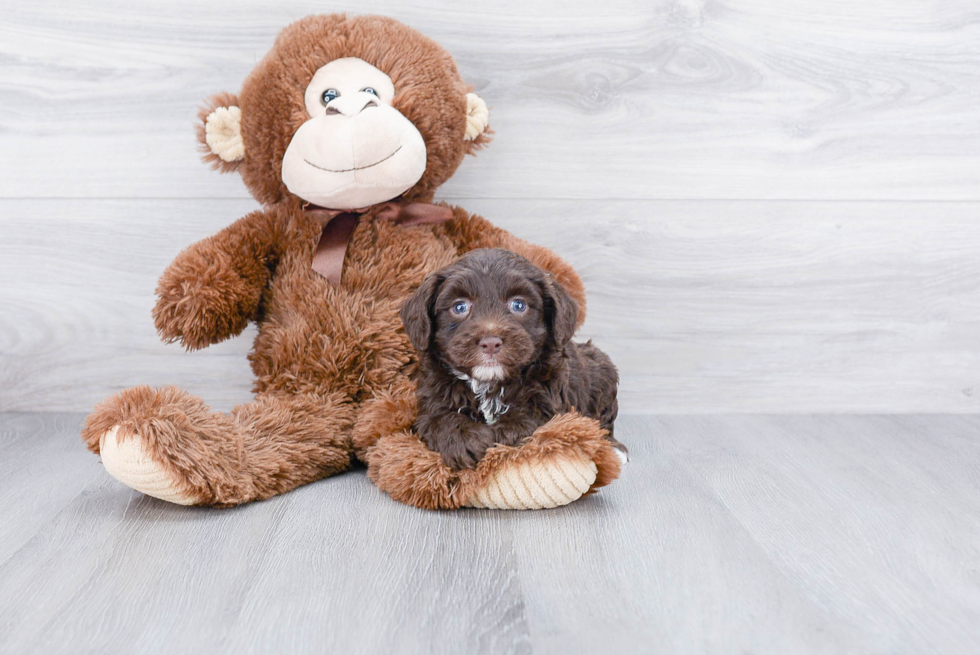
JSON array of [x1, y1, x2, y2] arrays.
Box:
[[320, 88, 340, 105], [361, 87, 378, 96], [510, 299, 528, 314], [451, 300, 470, 316]]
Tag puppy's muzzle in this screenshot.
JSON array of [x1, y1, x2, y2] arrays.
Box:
[[479, 336, 502, 355]]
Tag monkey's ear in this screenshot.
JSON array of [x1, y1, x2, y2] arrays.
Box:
[[463, 92, 492, 154], [543, 275, 579, 349], [196, 92, 244, 172], [401, 273, 443, 353]]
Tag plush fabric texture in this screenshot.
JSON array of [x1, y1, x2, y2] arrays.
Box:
[[197, 91, 243, 174], [464, 460, 598, 510], [81, 14, 619, 509], [463, 93, 489, 141], [98, 426, 198, 506], [204, 106, 245, 163]]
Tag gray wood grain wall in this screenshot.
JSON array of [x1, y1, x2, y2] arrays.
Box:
[[1, 0, 978, 413]]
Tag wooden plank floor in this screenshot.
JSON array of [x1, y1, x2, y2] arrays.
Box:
[[2, 413, 978, 654]]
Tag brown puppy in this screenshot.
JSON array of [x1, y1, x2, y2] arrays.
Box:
[[401, 248, 627, 469]]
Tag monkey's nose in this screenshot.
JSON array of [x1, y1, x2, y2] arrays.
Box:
[[325, 95, 379, 117], [479, 337, 503, 355]]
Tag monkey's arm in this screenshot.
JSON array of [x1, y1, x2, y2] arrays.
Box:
[[153, 209, 279, 350], [440, 206, 587, 326]]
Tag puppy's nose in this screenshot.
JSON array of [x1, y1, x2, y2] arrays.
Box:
[[479, 336, 503, 355]]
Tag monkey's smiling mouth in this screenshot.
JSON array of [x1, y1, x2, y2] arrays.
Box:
[[304, 145, 403, 173]]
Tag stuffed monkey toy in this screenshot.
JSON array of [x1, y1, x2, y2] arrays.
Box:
[[81, 14, 623, 510]]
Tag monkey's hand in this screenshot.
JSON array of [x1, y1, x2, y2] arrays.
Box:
[[153, 211, 276, 350]]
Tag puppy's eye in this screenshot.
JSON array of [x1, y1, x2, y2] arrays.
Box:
[[361, 87, 378, 96], [510, 299, 528, 314], [321, 88, 340, 105], [452, 300, 470, 316]]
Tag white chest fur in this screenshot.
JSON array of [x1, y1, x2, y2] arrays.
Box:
[[454, 371, 510, 425]]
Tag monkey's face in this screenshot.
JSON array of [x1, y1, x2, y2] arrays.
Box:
[[280, 58, 428, 210], [197, 15, 492, 207]]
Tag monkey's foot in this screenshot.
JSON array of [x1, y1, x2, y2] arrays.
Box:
[[363, 411, 623, 511], [82, 385, 257, 506], [98, 426, 198, 505], [464, 453, 598, 510], [464, 412, 622, 510]]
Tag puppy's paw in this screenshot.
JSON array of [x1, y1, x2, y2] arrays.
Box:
[[440, 446, 481, 471]]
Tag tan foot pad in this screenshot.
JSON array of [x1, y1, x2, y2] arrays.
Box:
[[465, 457, 598, 510], [98, 427, 197, 505]]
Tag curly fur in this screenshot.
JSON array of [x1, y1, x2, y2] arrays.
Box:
[[403, 249, 624, 470]]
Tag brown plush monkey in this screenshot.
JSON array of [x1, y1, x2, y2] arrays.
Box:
[[81, 14, 623, 510]]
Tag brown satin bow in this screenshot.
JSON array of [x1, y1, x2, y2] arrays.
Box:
[[304, 200, 455, 284]]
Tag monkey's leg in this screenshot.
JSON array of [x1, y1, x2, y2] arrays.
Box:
[[82, 386, 354, 506], [356, 395, 624, 510]]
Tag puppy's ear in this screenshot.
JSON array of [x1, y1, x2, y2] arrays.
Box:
[[543, 275, 579, 348], [401, 273, 443, 352]]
